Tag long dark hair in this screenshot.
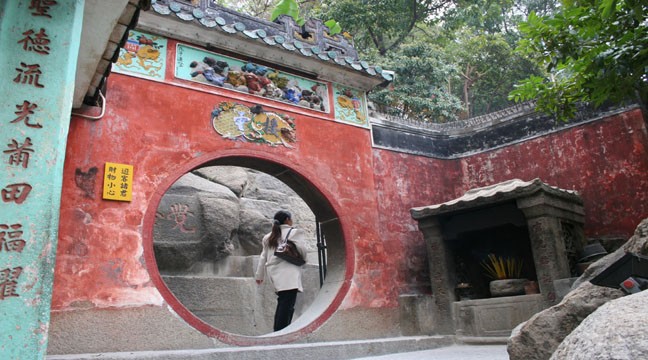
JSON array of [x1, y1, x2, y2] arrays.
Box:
[[268, 210, 291, 248]]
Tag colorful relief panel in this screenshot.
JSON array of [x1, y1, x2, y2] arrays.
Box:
[[175, 44, 329, 113], [211, 102, 296, 148], [333, 84, 368, 127], [113, 30, 167, 80]]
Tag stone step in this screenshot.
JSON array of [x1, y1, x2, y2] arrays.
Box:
[[47, 335, 455, 360]]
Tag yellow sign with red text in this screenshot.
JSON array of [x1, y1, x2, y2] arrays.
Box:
[[102, 162, 133, 201]]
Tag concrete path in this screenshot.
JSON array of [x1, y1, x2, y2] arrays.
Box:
[[351, 345, 509, 360]]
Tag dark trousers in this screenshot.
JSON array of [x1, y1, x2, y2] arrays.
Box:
[[274, 289, 298, 331]]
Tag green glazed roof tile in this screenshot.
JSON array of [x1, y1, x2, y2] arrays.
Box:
[[169, 1, 181, 12], [282, 42, 296, 51], [199, 18, 217, 27], [243, 29, 259, 38], [215, 16, 226, 26], [192, 8, 204, 19], [177, 12, 194, 21], [233, 22, 246, 31], [221, 24, 237, 33], [150, 1, 392, 83]]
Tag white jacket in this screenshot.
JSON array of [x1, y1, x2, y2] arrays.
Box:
[[255, 224, 308, 292]]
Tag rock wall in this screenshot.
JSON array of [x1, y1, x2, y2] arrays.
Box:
[[550, 289, 648, 360], [153, 166, 317, 273], [152, 166, 318, 335], [508, 218, 648, 359]]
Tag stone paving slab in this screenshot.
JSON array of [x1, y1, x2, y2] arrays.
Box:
[[351, 345, 509, 360], [47, 335, 456, 360]]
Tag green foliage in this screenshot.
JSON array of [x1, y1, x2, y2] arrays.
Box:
[[320, 0, 452, 55], [323, 0, 549, 119], [369, 42, 464, 122], [447, 32, 543, 116], [324, 19, 342, 35], [214, 0, 281, 19], [270, 0, 305, 25], [269, 1, 342, 34], [510, 0, 648, 120], [442, 0, 559, 43]]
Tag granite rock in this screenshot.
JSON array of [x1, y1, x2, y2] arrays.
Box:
[[550, 290, 648, 360]]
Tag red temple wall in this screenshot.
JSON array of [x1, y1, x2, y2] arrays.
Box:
[[455, 109, 648, 238], [54, 70, 386, 310], [54, 57, 648, 316], [372, 108, 648, 295]]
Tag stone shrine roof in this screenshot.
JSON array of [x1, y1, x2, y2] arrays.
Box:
[[411, 178, 582, 219], [143, 0, 392, 90]]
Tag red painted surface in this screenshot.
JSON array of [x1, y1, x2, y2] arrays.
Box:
[[54, 56, 382, 343], [456, 110, 648, 238], [53, 38, 648, 344], [372, 108, 648, 294]]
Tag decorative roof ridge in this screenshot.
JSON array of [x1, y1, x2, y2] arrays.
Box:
[[149, 0, 392, 82]]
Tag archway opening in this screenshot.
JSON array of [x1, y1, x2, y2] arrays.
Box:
[[144, 155, 349, 345]]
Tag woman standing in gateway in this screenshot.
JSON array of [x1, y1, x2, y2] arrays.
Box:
[[255, 210, 308, 332]]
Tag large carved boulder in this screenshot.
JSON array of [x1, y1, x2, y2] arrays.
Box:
[[153, 166, 317, 272], [153, 172, 240, 270], [550, 289, 648, 359], [507, 282, 624, 360], [508, 217, 648, 360], [194, 166, 249, 197]]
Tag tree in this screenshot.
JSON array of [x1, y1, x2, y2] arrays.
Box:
[[213, 0, 279, 18], [369, 42, 464, 122], [509, 0, 648, 120], [215, 0, 325, 21], [441, 0, 559, 44], [320, 0, 453, 56], [447, 32, 542, 117]]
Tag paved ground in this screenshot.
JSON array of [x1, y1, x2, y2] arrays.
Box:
[[351, 345, 509, 360], [47, 344, 510, 360]]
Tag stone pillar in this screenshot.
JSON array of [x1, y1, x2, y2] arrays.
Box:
[[517, 193, 585, 307], [418, 217, 456, 334], [0, 1, 84, 359]]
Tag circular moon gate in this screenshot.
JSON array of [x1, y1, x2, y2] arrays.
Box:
[[143, 154, 352, 346]]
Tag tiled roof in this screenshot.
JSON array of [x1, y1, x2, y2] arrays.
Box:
[[149, 0, 393, 82], [411, 178, 582, 219], [77, 0, 150, 108]]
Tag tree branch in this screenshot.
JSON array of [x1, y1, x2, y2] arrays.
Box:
[[383, 0, 420, 54], [368, 27, 387, 56]]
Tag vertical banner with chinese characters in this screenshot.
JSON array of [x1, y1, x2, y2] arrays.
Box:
[[0, 1, 84, 359], [102, 162, 134, 202]]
